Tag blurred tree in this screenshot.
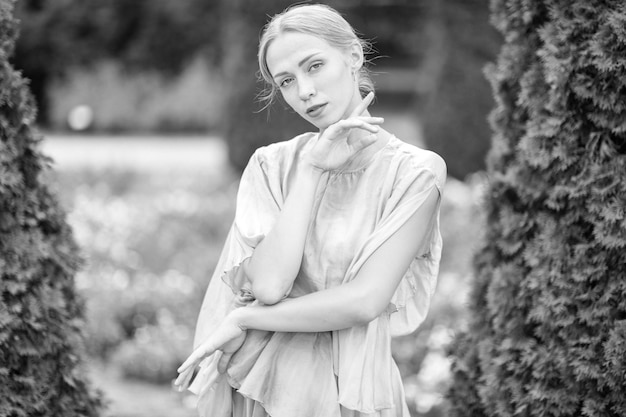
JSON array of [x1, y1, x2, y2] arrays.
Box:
[[419, 0, 501, 180], [11, 0, 79, 123], [218, 0, 318, 172], [113, 0, 221, 73], [0, 1, 103, 415], [12, 0, 499, 178], [12, 0, 221, 124], [448, 0, 626, 415]]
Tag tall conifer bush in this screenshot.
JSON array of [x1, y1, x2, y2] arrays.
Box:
[[448, 0, 626, 416], [0, 1, 103, 415]]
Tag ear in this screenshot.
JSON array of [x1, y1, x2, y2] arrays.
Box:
[[347, 41, 364, 71]]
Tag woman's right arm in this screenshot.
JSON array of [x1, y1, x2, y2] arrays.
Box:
[[243, 92, 382, 305], [242, 163, 323, 304]]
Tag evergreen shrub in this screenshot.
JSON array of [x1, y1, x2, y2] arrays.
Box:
[[0, 1, 103, 415], [448, 0, 626, 416]]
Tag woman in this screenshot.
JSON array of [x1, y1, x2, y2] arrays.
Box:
[[175, 4, 446, 417]]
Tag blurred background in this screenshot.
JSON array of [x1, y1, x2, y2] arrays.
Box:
[[12, 0, 500, 416]]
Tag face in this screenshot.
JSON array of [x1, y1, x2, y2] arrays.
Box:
[[265, 31, 362, 130]]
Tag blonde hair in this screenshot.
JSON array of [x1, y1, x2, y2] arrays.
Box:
[[257, 4, 375, 108]]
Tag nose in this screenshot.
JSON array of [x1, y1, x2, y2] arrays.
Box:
[[298, 77, 316, 100]]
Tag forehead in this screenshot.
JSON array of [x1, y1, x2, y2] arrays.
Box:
[[266, 32, 342, 75]]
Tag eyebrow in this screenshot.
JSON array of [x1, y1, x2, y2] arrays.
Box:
[[272, 52, 322, 80]]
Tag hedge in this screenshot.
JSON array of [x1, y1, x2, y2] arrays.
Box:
[[0, 1, 103, 415], [448, 1, 626, 416]]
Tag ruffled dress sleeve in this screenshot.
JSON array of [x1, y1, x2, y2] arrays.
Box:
[[188, 148, 283, 415]]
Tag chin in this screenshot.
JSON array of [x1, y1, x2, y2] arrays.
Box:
[[307, 120, 328, 131], [300, 113, 332, 131], [298, 105, 344, 131]]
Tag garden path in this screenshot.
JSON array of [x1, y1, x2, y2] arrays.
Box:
[[88, 362, 196, 417]]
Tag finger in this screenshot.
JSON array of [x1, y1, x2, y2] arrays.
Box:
[[179, 368, 194, 390], [173, 371, 185, 388], [356, 116, 384, 125], [349, 91, 375, 118], [180, 340, 218, 373], [174, 367, 195, 391], [321, 116, 383, 143], [177, 356, 197, 374], [349, 133, 378, 150], [217, 352, 234, 374], [346, 133, 377, 151], [337, 116, 384, 128], [336, 118, 381, 134], [348, 92, 374, 118], [177, 348, 208, 374]]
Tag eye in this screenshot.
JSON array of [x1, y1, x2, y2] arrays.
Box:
[[279, 77, 294, 88], [309, 62, 323, 72]]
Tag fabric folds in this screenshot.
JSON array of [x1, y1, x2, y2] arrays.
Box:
[[189, 133, 446, 417]]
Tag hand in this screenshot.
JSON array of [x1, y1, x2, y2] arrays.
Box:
[[306, 92, 384, 171], [173, 312, 247, 391]]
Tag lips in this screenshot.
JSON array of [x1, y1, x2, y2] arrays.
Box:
[[306, 103, 327, 117]]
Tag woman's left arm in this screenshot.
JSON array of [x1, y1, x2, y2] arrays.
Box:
[[236, 186, 440, 332]]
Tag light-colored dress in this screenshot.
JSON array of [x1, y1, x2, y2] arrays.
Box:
[[189, 132, 446, 417]]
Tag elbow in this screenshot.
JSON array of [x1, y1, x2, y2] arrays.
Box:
[[353, 307, 381, 325], [243, 262, 285, 305], [243, 259, 292, 305], [251, 283, 287, 305], [350, 291, 386, 325]]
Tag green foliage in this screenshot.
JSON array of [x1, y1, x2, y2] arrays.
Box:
[[448, 0, 626, 415], [0, 0, 103, 415]]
